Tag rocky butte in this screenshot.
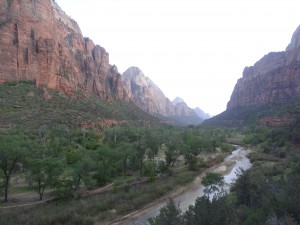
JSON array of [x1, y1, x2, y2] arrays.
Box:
[[227, 25, 300, 109], [0, 0, 125, 100]]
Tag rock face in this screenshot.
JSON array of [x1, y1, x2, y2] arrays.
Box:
[[172, 97, 196, 117], [0, 0, 206, 124], [122, 67, 196, 117], [194, 107, 211, 120], [0, 0, 125, 100], [227, 25, 300, 109]]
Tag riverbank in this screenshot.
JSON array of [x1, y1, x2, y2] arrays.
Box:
[[0, 148, 248, 225], [108, 146, 252, 225]]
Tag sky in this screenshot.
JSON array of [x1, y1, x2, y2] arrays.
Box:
[[56, 0, 300, 116]]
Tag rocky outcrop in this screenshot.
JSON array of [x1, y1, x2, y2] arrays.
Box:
[[122, 67, 175, 116], [122, 67, 198, 118], [172, 97, 196, 117], [0, 0, 125, 100], [258, 117, 295, 126], [194, 107, 211, 120], [227, 25, 300, 109]]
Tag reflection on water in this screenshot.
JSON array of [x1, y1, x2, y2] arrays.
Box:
[[123, 146, 252, 225]]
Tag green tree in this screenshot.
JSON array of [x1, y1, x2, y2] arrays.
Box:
[[184, 192, 235, 225], [69, 151, 95, 189], [201, 172, 224, 198], [144, 160, 157, 181], [165, 135, 183, 167], [119, 142, 134, 177], [133, 138, 147, 177], [27, 157, 63, 200], [145, 130, 163, 161], [0, 132, 29, 202], [148, 199, 183, 225], [95, 145, 120, 185]]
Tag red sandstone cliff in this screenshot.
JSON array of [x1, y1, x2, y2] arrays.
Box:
[[0, 0, 205, 124], [0, 0, 125, 100], [227, 25, 300, 109]]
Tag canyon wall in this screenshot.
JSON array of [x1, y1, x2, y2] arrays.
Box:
[[122, 67, 197, 117], [227, 25, 300, 109], [0, 0, 125, 100]]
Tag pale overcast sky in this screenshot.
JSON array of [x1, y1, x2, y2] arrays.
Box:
[[56, 0, 300, 115]]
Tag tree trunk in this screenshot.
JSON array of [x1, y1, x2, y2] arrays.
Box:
[[123, 158, 127, 177], [4, 176, 9, 202], [38, 180, 45, 201], [139, 159, 143, 177], [75, 175, 81, 189]]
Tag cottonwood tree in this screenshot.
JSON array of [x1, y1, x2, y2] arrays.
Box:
[[134, 138, 147, 177], [27, 156, 63, 200], [94, 145, 121, 185], [117, 142, 134, 177], [201, 172, 224, 198], [165, 135, 184, 167], [69, 151, 95, 189], [0, 132, 29, 202], [145, 130, 163, 161]]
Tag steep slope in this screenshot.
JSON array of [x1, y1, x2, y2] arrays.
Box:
[[227, 25, 300, 109], [0, 81, 159, 131], [172, 97, 196, 117], [122, 67, 203, 124], [0, 0, 125, 100], [173, 98, 210, 120], [0, 0, 204, 125], [205, 25, 300, 127], [122, 67, 174, 116], [194, 107, 211, 120]]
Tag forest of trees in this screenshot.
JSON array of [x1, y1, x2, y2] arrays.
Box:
[[0, 125, 229, 202], [149, 125, 300, 225], [0, 109, 299, 224]]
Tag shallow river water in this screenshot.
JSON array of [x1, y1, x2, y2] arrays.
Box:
[[121, 146, 252, 225]]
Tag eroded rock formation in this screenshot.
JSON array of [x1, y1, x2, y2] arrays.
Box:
[[122, 67, 196, 117], [0, 0, 125, 100], [0, 0, 206, 124], [227, 25, 300, 109]]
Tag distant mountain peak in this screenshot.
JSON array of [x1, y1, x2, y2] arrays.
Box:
[[122, 66, 144, 78], [194, 107, 211, 120], [286, 24, 300, 51], [122, 67, 204, 124], [172, 97, 185, 105]]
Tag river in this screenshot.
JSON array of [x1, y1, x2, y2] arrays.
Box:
[[118, 146, 252, 225]]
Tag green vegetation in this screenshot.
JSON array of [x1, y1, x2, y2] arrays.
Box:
[[1, 81, 299, 225], [149, 173, 234, 225], [204, 98, 300, 127], [0, 80, 159, 130], [150, 120, 300, 225], [148, 199, 183, 225], [201, 172, 224, 197], [0, 131, 30, 202], [0, 82, 234, 224]]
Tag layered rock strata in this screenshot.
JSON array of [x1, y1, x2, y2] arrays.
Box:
[[227, 25, 300, 109], [0, 0, 125, 100]]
